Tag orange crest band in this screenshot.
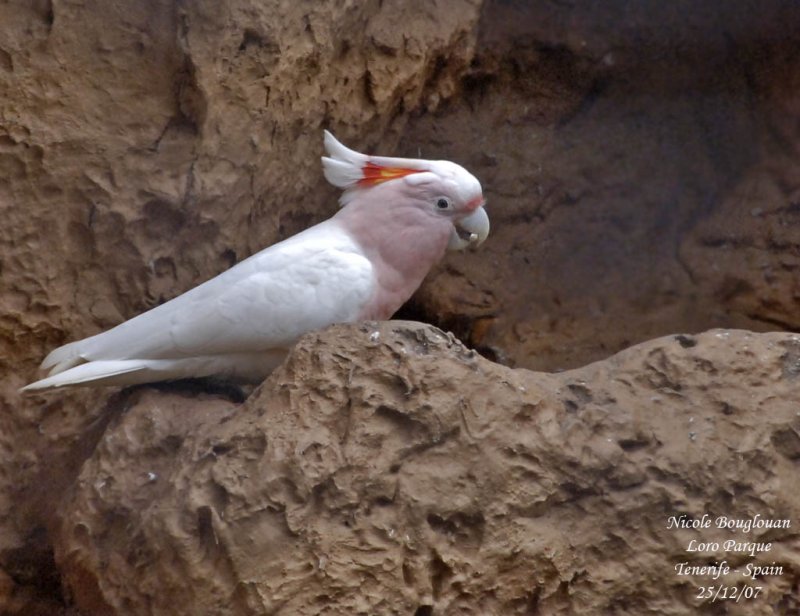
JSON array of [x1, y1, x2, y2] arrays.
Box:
[[358, 161, 423, 187]]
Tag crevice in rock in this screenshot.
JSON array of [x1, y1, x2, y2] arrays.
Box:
[[1, 526, 64, 609], [428, 550, 451, 601]]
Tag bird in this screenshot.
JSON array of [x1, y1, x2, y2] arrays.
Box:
[[21, 131, 490, 391]]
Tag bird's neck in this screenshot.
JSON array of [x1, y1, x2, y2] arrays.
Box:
[[335, 195, 451, 320]]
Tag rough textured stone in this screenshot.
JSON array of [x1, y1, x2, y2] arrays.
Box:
[[4, 0, 800, 613], [397, 0, 800, 370], [53, 323, 800, 615], [1, 1, 481, 610]]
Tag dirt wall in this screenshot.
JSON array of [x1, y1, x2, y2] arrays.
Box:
[[2, 0, 800, 613]]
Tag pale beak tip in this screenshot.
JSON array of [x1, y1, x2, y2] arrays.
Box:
[[448, 206, 490, 251]]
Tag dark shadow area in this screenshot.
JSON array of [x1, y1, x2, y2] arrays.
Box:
[[400, 0, 800, 371]]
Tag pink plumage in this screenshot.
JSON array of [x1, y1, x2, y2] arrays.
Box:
[[21, 132, 490, 391]]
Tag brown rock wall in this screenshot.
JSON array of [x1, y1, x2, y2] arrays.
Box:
[[53, 323, 800, 615], [398, 0, 800, 370], [3, 0, 800, 613], [1, 1, 481, 611]]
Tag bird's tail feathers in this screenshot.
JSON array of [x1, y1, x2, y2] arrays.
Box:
[[20, 352, 280, 392], [20, 360, 148, 392], [40, 339, 86, 375]]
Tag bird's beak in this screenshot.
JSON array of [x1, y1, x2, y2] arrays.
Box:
[[448, 206, 490, 251]]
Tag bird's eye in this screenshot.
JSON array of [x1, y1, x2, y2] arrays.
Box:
[[436, 197, 451, 210]]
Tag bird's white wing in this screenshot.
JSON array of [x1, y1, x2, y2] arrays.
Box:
[[63, 220, 374, 364]]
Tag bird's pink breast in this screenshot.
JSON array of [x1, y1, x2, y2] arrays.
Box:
[[334, 191, 452, 320]]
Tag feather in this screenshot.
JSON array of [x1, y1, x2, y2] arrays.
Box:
[[24, 220, 374, 390], [22, 131, 489, 391], [22, 350, 290, 391]]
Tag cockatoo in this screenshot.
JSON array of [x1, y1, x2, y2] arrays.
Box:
[[21, 131, 489, 391]]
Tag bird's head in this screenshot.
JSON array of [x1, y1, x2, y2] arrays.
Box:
[[321, 130, 489, 251]]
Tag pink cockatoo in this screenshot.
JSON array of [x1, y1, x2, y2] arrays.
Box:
[[21, 131, 489, 391]]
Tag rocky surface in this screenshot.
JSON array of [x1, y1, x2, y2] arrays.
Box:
[[3, 0, 800, 613], [1, 1, 481, 611], [397, 0, 800, 370], [52, 323, 800, 615]]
